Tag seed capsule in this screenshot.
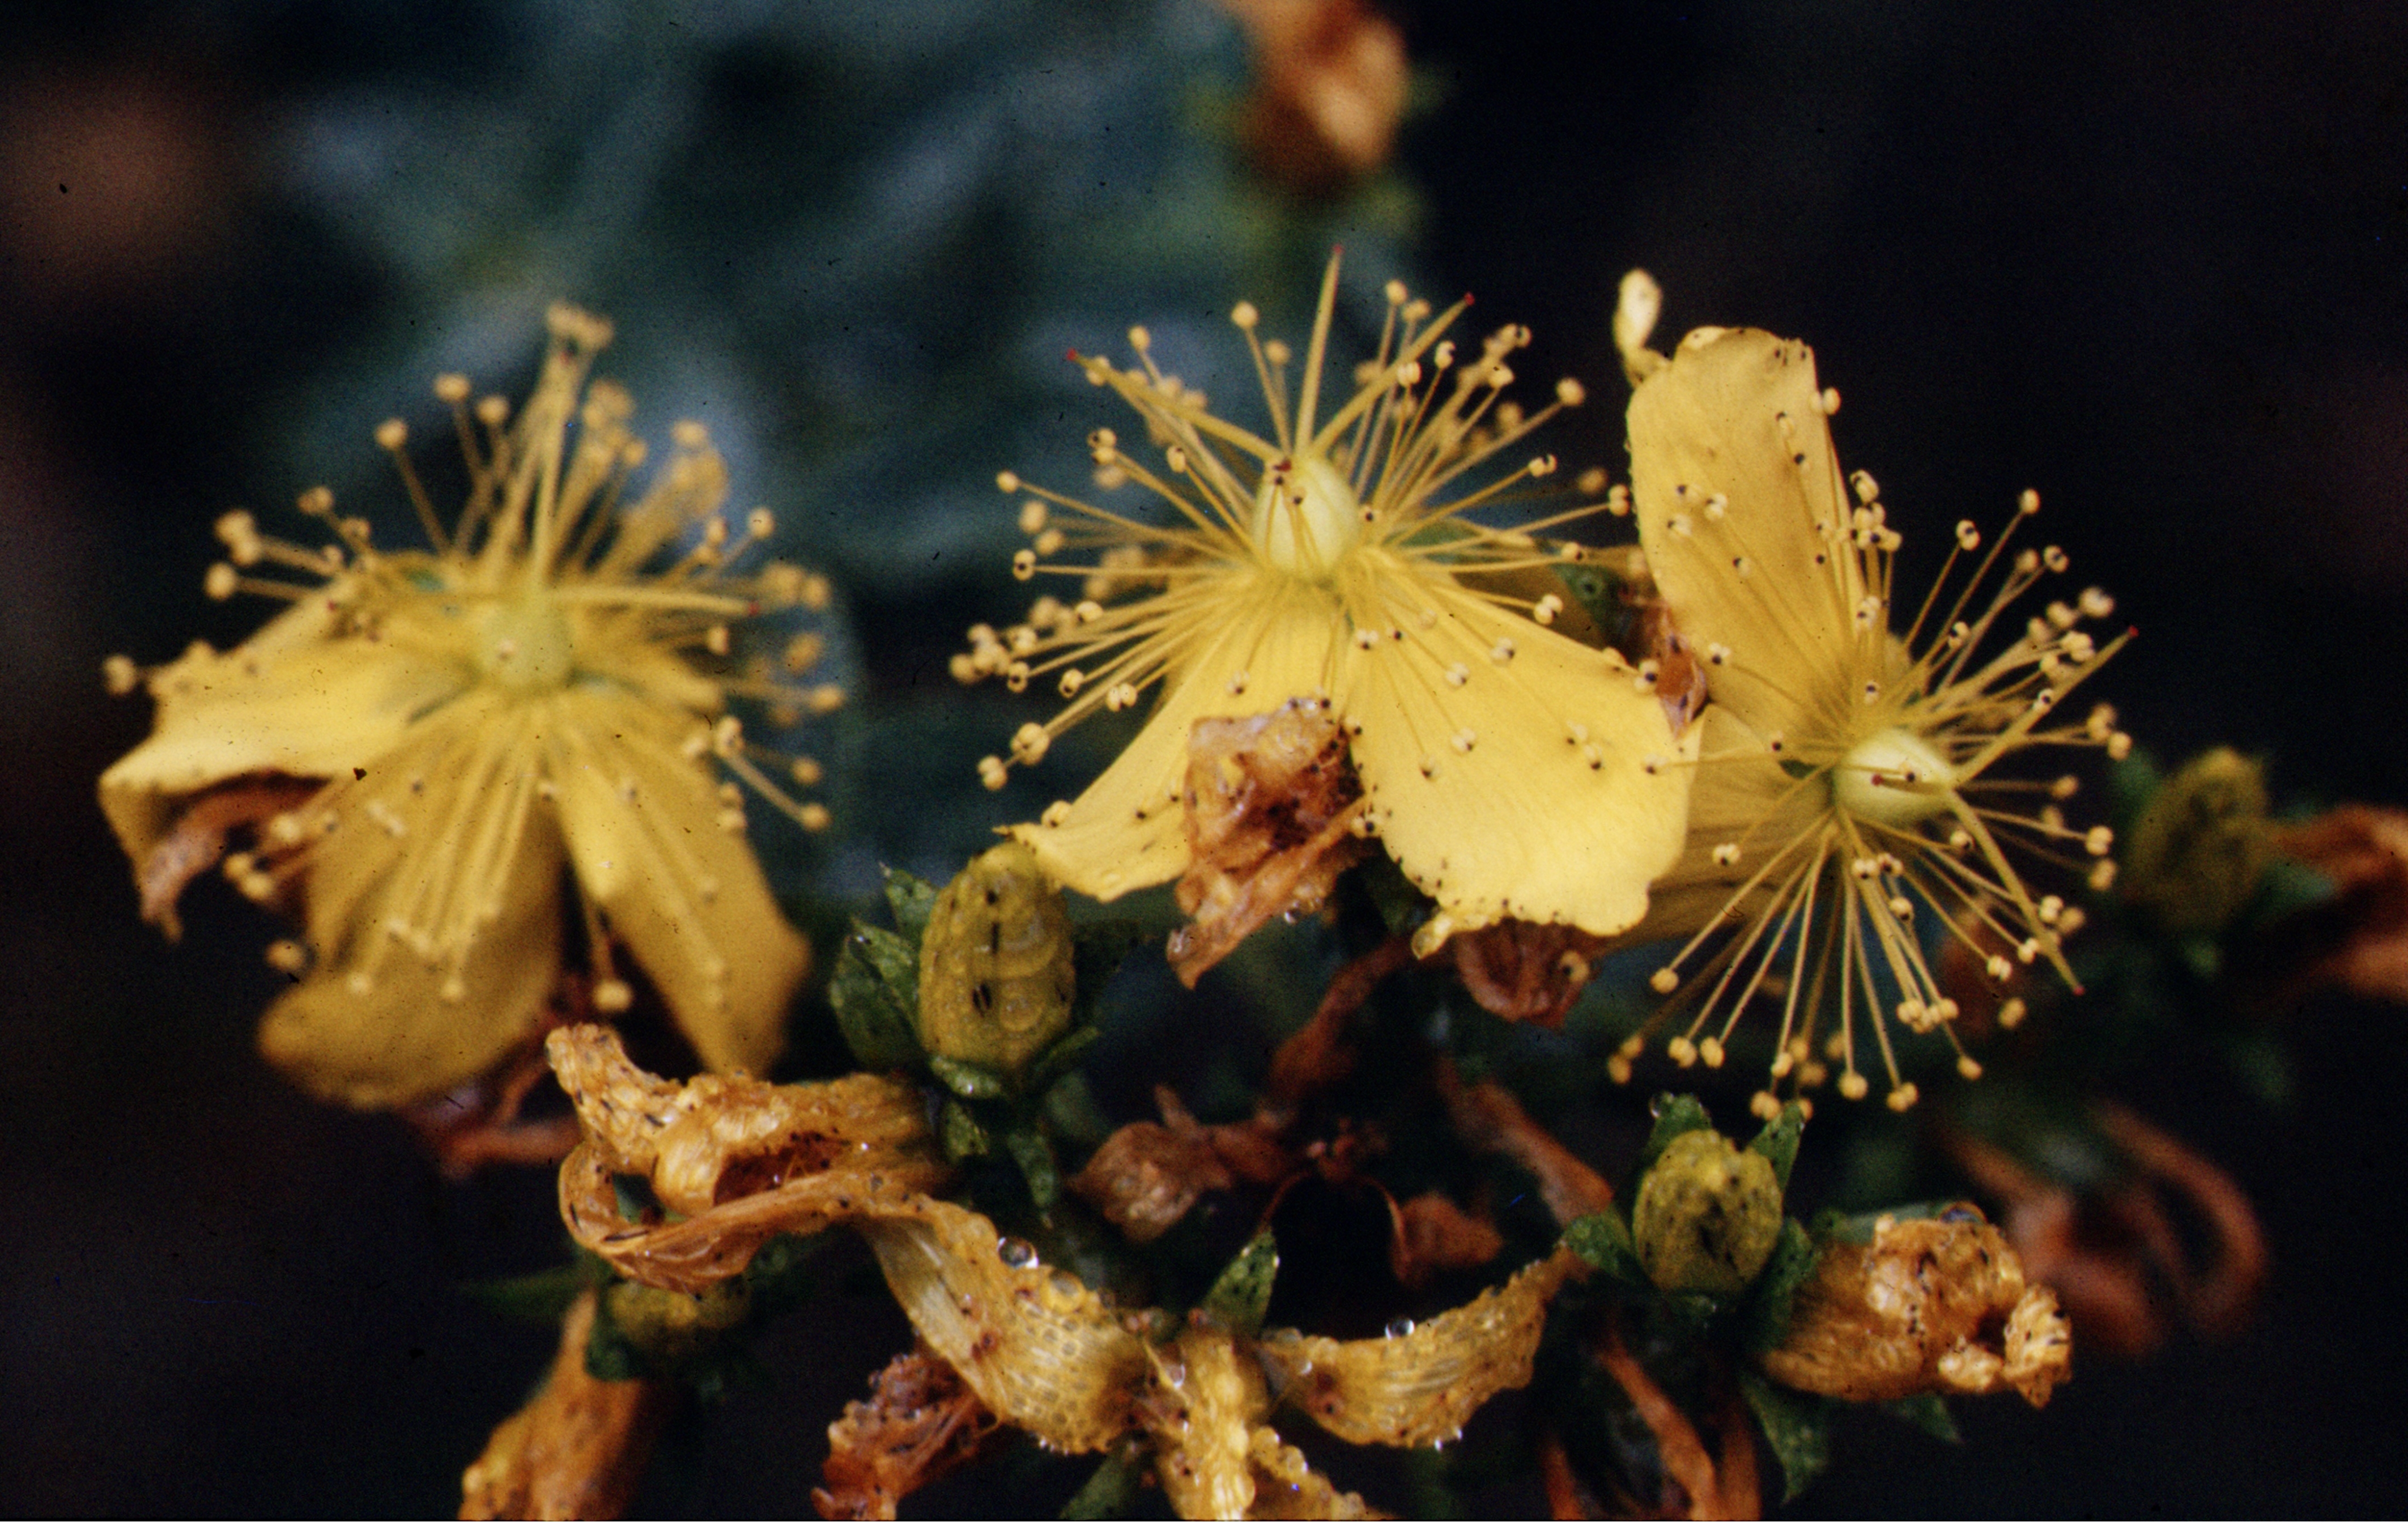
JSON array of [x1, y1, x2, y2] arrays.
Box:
[[916, 841, 1076, 1075]]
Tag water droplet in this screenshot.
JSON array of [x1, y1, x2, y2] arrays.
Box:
[[997, 1236, 1039, 1269], [1385, 1317, 1416, 1338]]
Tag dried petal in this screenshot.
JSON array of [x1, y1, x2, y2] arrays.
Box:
[[458, 1289, 669, 1522], [812, 1345, 1006, 1521], [1261, 1244, 1583, 1447], [1170, 696, 1367, 985], [1069, 1119, 1235, 1243], [1760, 1210, 2072, 1408], [1446, 920, 1605, 1027], [549, 1026, 947, 1293]]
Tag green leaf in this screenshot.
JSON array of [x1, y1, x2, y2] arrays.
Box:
[[1747, 1102, 1807, 1191], [881, 865, 940, 949], [1881, 1392, 1963, 1444], [1042, 1070, 1114, 1148], [1738, 1367, 1833, 1503], [939, 1099, 992, 1162], [1007, 1126, 1062, 1210], [1025, 1024, 1103, 1095], [829, 922, 924, 1070], [1552, 559, 1639, 648], [1636, 1094, 1715, 1177], [1200, 1232, 1279, 1337], [929, 1054, 1011, 1101], [1562, 1209, 1644, 1285], [1740, 1218, 1820, 1356], [1058, 1439, 1148, 1519], [461, 1259, 603, 1324]]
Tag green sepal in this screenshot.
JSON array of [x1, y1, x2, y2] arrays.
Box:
[[1882, 1392, 1963, 1444], [1025, 1024, 1103, 1095], [462, 1255, 609, 1325], [1740, 1218, 1820, 1357], [939, 1098, 992, 1161], [1199, 1232, 1279, 1337], [1007, 1126, 1062, 1209], [1059, 1437, 1149, 1519], [880, 865, 940, 947], [830, 922, 924, 1070], [1636, 1093, 1715, 1177], [1738, 1367, 1833, 1503], [1551, 558, 1640, 649], [1747, 1102, 1807, 1191], [928, 1054, 1011, 1102], [1563, 1209, 1644, 1285]]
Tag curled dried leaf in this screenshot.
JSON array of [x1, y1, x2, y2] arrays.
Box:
[[1070, 1116, 1237, 1244], [549, 1025, 948, 1293], [1171, 698, 1368, 985], [1389, 1190, 1505, 1288], [2269, 803, 2408, 1002], [133, 775, 319, 937], [1760, 1210, 2071, 1408], [812, 1345, 1007, 1522], [458, 1289, 669, 1522], [1447, 920, 1606, 1026], [1222, 0, 1409, 193], [1260, 1244, 1584, 1447], [1439, 1062, 1616, 1225], [856, 1194, 1147, 1455]]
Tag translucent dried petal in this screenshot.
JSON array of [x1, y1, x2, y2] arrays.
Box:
[[1142, 1324, 1274, 1520], [549, 1026, 947, 1293], [812, 1345, 1005, 1522], [856, 1194, 1147, 1455], [1261, 1244, 1582, 1447]]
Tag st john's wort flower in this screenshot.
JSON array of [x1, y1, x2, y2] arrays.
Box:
[[100, 305, 839, 1107], [958, 255, 1694, 956], [1607, 273, 2130, 1116]]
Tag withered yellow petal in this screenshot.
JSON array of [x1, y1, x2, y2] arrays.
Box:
[[548, 688, 806, 1079], [97, 596, 470, 866], [1336, 564, 1695, 948], [1260, 1244, 1581, 1448], [1014, 580, 1341, 900], [856, 1195, 1146, 1454], [1627, 327, 1859, 740]]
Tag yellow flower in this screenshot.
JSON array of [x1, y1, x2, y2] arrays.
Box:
[[1610, 273, 2130, 1115], [960, 256, 1695, 954], [100, 305, 837, 1108]]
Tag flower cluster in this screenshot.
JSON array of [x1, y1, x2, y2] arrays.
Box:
[[100, 306, 837, 1107]]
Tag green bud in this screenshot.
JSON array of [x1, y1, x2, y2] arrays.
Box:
[[916, 841, 1077, 1075], [602, 1276, 751, 1366], [2125, 747, 2270, 935], [1632, 1129, 1784, 1297]]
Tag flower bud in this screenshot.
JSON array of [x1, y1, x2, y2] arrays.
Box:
[[2124, 747, 2270, 935], [1630, 1128, 1782, 1296], [916, 841, 1076, 1075]]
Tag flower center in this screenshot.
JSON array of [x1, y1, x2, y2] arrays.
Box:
[[1251, 451, 1362, 576], [476, 591, 577, 692], [1832, 725, 1959, 828]]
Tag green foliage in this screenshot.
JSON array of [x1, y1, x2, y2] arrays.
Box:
[[1739, 1368, 1834, 1503], [1199, 1232, 1279, 1338]]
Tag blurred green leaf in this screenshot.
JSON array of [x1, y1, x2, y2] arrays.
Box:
[[930, 1054, 1010, 1101], [1748, 1102, 1807, 1191], [1636, 1093, 1715, 1178], [830, 922, 923, 1070], [1563, 1209, 1644, 1285], [1200, 1232, 1278, 1337], [1060, 1439, 1148, 1520], [1739, 1368, 1833, 1503], [1882, 1392, 1963, 1444], [1740, 1218, 1820, 1357], [882, 865, 940, 949], [941, 1098, 992, 1161], [1007, 1126, 1062, 1210]]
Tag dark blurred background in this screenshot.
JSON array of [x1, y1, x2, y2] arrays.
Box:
[[3, 1, 2403, 1514]]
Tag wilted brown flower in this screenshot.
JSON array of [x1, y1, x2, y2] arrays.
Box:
[[812, 1345, 1008, 1522], [458, 1289, 670, 1522], [1760, 1208, 2071, 1408], [1168, 695, 1368, 985]]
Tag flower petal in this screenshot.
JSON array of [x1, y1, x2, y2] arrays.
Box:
[[257, 701, 564, 1107], [1338, 561, 1695, 946], [1628, 327, 1860, 741], [548, 689, 807, 1078], [1014, 581, 1342, 900], [97, 594, 470, 866]]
